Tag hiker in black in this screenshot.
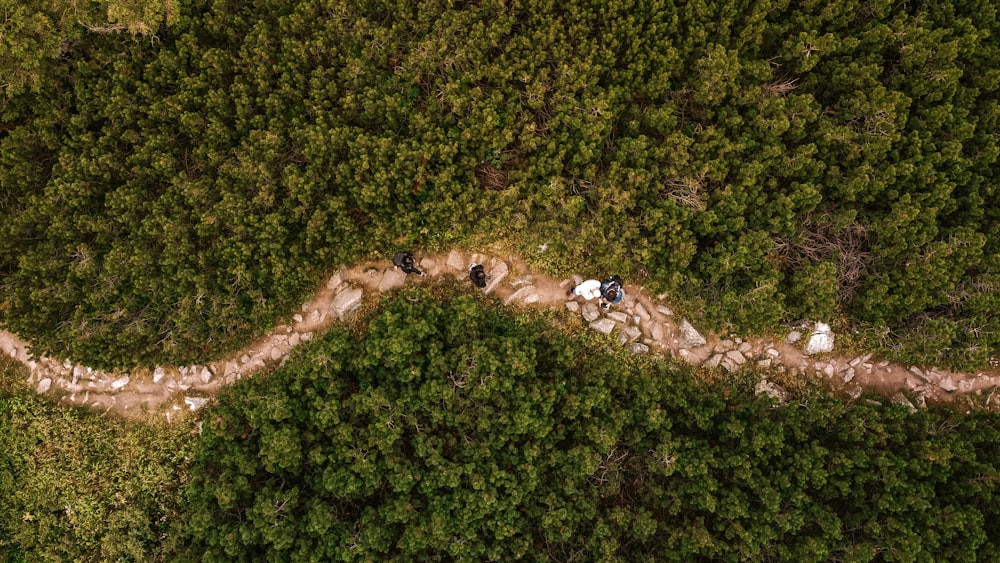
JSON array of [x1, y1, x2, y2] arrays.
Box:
[[393, 251, 424, 275], [469, 263, 489, 288]]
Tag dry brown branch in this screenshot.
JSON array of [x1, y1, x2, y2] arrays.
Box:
[[763, 77, 798, 96], [772, 213, 873, 302], [474, 163, 509, 191]]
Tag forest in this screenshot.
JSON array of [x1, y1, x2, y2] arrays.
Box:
[[0, 0, 997, 371], [3, 289, 1000, 560]]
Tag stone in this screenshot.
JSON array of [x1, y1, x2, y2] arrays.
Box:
[[446, 250, 466, 271], [378, 267, 408, 292], [703, 354, 722, 369], [634, 302, 650, 321], [715, 339, 734, 353], [37, 378, 52, 393], [785, 331, 802, 344], [619, 326, 642, 345], [110, 376, 130, 390], [589, 318, 617, 335], [309, 309, 322, 323], [720, 357, 740, 372], [822, 364, 835, 378], [504, 286, 537, 305], [153, 366, 166, 383], [185, 397, 209, 411], [582, 303, 601, 323], [678, 320, 707, 348], [72, 365, 86, 385], [326, 273, 343, 289], [289, 332, 300, 347], [224, 362, 238, 377], [893, 393, 917, 413], [511, 276, 534, 287], [572, 274, 583, 285], [766, 348, 780, 357], [650, 323, 664, 342], [755, 379, 788, 402], [483, 262, 509, 294], [419, 257, 436, 271], [939, 376, 958, 392], [293, 314, 303, 323], [565, 301, 580, 313], [908, 366, 928, 383], [738, 341, 752, 354], [630, 343, 650, 355], [200, 367, 213, 384], [843, 368, 856, 383], [803, 322, 835, 355], [757, 358, 772, 368], [607, 311, 629, 323], [656, 305, 674, 316], [332, 287, 364, 319], [271, 347, 283, 361], [725, 349, 746, 365]]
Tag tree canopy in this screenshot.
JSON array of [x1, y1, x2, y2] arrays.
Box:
[[0, 0, 996, 369], [172, 288, 1000, 561]]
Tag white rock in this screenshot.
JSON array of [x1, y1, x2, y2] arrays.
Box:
[[607, 311, 629, 323], [271, 347, 283, 361], [582, 303, 601, 323], [72, 365, 86, 385], [565, 301, 580, 313], [766, 348, 780, 357], [757, 358, 772, 368], [619, 326, 642, 344], [289, 333, 300, 347], [651, 323, 664, 342], [37, 378, 52, 393], [939, 376, 958, 392], [633, 302, 650, 321], [678, 320, 707, 348], [200, 367, 213, 384], [755, 379, 788, 402], [110, 376, 130, 390], [153, 366, 166, 383], [185, 397, 209, 411], [725, 350, 746, 365], [630, 343, 650, 355], [293, 314, 303, 323], [803, 323, 835, 355], [378, 267, 408, 292], [332, 287, 365, 319], [484, 262, 509, 294], [704, 354, 722, 369], [785, 331, 802, 344], [504, 286, 537, 305], [656, 305, 674, 316], [589, 318, 617, 335], [843, 368, 856, 383]]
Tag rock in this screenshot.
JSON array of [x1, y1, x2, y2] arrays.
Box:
[[200, 367, 213, 384], [420, 257, 436, 271], [110, 376, 130, 390], [565, 301, 580, 313], [446, 250, 466, 271], [738, 342, 752, 354], [725, 350, 746, 365], [656, 305, 674, 316], [372, 267, 404, 293], [757, 358, 772, 368], [720, 357, 740, 372], [678, 320, 707, 348], [504, 286, 537, 305], [766, 348, 780, 357], [939, 376, 958, 392], [755, 379, 788, 402], [293, 314, 303, 323], [72, 365, 86, 385], [607, 311, 629, 323], [704, 354, 723, 369], [582, 303, 601, 323], [619, 326, 642, 345], [630, 343, 650, 355], [326, 273, 343, 289], [572, 274, 583, 285], [37, 378, 52, 393], [843, 368, 856, 383], [893, 393, 917, 413], [908, 366, 928, 383], [309, 309, 322, 323], [511, 276, 534, 287], [289, 332, 300, 347], [785, 330, 802, 344], [153, 366, 166, 383], [634, 302, 650, 321], [714, 340, 734, 353], [224, 362, 238, 378], [185, 397, 209, 411], [270, 347, 283, 361], [803, 322, 835, 355], [650, 323, 664, 342], [484, 262, 509, 294], [331, 287, 364, 319], [846, 385, 863, 400], [822, 364, 835, 378], [589, 318, 617, 335]]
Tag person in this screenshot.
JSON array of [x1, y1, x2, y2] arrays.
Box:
[[566, 279, 602, 300], [392, 251, 424, 275], [469, 263, 489, 288], [599, 275, 624, 309]]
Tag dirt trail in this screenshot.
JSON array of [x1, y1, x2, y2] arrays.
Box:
[[1, 248, 997, 419]]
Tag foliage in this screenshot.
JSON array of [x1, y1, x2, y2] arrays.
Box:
[[174, 290, 1000, 560], [0, 356, 192, 562], [0, 0, 997, 369]]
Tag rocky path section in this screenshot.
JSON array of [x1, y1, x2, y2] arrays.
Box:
[[1, 248, 997, 418]]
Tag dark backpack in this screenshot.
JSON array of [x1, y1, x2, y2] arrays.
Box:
[[470, 264, 488, 288]]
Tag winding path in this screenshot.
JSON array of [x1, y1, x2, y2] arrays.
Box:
[[2, 248, 998, 419]]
